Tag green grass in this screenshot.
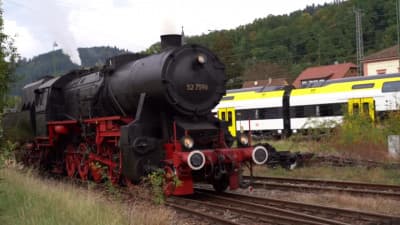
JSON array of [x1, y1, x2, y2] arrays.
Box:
[[264, 138, 336, 154], [259, 113, 400, 162], [0, 168, 173, 225], [252, 165, 400, 185]]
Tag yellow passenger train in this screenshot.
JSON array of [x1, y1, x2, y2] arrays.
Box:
[[214, 73, 400, 137]]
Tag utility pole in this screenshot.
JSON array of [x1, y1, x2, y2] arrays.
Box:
[[397, 0, 400, 72], [354, 7, 364, 76]]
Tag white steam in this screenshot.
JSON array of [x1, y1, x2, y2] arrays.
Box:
[[159, 1, 180, 35], [20, 0, 82, 65], [160, 19, 180, 35]]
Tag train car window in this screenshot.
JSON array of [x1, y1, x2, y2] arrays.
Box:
[[335, 103, 346, 116], [316, 106, 320, 116], [227, 111, 233, 126], [353, 103, 360, 114], [291, 103, 345, 118], [363, 102, 369, 115], [293, 106, 305, 117], [221, 96, 234, 101], [237, 109, 252, 120], [35, 93, 40, 106], [303, 105, 315, 117], [382, 81, 400, 92], [352, 83, 374, 89], [262, 108, 283, 119], [221, 112, 226, 120], [320, 104, 333, 116], [236, 108, 284, 120]]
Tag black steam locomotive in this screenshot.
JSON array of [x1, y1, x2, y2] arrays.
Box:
[[11, 35, 268, 195]]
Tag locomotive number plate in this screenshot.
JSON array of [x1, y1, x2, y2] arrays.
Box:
[[186, 83, 209, 91]]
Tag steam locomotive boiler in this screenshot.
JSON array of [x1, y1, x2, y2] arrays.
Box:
[[17, 35, 268, 195]]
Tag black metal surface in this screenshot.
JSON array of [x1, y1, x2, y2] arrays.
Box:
[[13, 35, 232, 182], [161, 34, 182, 50], [107, 43, 226, 117]]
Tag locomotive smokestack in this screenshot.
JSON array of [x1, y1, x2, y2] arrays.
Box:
[[161, 34, 182, 50]]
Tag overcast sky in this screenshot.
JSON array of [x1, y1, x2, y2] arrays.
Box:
[[4, 0, 329, 64]]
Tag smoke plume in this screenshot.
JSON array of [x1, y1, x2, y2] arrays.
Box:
[[22, 0, 82, 65], [159, 1, 180, 35]]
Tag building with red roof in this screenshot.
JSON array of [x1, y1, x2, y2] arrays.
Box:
[[292, 63, 358, 88], [362, 45, 400, 76]]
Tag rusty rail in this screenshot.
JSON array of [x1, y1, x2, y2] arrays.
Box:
[[244, 176, 400, 198], [195, 189, 400, 225], [169, 195, 339, 225]]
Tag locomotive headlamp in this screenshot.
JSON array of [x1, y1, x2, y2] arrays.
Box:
[[181, 135, 194, 149], [252, 145, 269, 165], [187, 150, 206, 170], [197, 54, 207, 64], [239, 134, 249, 146]]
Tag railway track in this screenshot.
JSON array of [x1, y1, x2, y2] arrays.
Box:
[[245, 175, 400, 198], [36, 170, 400, 225], [167, 189, 400, 225], [310, 155, 400, 169]]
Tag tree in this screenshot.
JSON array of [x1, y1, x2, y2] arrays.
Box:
[[0, 2, 18, 111], [242, 61, 290, 82], [211, 31, 243, 88]]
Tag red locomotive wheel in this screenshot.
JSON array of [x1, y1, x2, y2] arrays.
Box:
[[77, 143, 89, 180], [65, 145, 76, 177], [89, 162, 103, 183]]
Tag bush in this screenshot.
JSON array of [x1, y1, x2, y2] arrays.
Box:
[[328, 111, 400, 160], [336, 114, 383, 146], [0, 140, 17, 168], [147, 169, 181, 204]]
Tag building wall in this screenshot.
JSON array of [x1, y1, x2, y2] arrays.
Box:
[[364, 59, 399, 76]]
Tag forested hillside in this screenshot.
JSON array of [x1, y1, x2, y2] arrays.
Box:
[[12, 0, 398, 92], [10, 47, 128, 95], [182, 0, 398, 88]]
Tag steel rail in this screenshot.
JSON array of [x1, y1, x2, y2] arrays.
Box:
[[169, 195, 337, 225], [196, 188, 400, 225], [165, 201, 240, 225], [244, 176, 400, 198]]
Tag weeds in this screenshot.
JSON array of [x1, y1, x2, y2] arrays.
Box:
[[0, 167, 175, 225], [273, 112, 400, 161], [147, 169, 182, 204], [326, 112, 400, 161], [0, 140, 17, 168], [147, 169, 166, 204]]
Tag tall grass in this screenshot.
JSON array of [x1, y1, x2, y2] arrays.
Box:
[[330, 112, 400, 160], [266, 112, 400, 161], [0, 168, 174, 225]]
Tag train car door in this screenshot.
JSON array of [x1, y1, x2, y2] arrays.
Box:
[[348, 97, 375, 121], [217, 107, 237, 137]]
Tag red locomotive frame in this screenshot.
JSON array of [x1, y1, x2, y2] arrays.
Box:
[[24, 115, 257, 195]]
